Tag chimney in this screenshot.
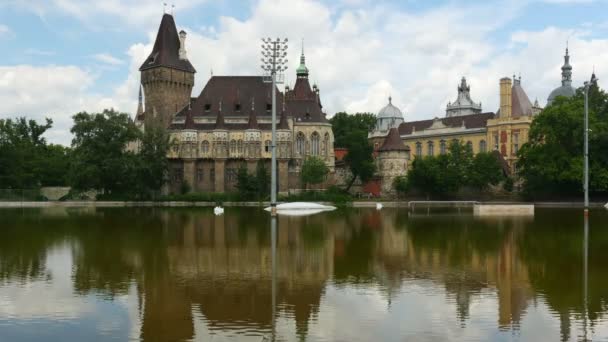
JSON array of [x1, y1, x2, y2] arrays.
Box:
[[179, 30, 188, 60], [499, 77, 512, 118]]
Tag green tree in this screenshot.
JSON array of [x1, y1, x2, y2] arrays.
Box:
[[517, 87, 608, 197], [0, 117, 70, 188], [136, 127, 170, 194], [301, 156, 329, 189], [329, 112, 376, 148], [69, 109, 141, 195], [236, 166, 256, 199], [393, 175, 409, 198], [255, 161, 270, 199], [407, 141, 503, 196], [469, 152, 504, 190], [343, 130, 376, 191]]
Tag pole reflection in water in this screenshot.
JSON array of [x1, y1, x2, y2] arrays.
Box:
[[583, 215, 589, 341], [271, 216, 278, 342]]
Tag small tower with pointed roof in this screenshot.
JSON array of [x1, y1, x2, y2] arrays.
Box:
[[377, 127, 409, 195], [140, 13, 196, 129]]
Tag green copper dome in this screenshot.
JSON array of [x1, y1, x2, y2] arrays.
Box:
[[296, 51, 308, 77]]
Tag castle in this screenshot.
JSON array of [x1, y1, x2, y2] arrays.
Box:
[[135, 14, 335, 194]]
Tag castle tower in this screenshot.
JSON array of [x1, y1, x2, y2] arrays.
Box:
[[140, 14, 196, 129], [377, 127, 409, 195]]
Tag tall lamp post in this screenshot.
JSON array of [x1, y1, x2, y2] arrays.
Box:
[[583, 81, 590, 215], [261, 38, 288, 216]]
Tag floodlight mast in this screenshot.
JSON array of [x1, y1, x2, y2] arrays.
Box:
[[261, 38, 288, 216]]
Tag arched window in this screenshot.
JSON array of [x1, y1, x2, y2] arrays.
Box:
[[440, 140, 447, 155], [296, 132, 306, 156], [201, 141, 210, 154], [323, 133, 330, 157], [466, 141, 473, 152], [230, 140, 237, 155], [479, 140, 487, 153], [415, 142, 422, 157], [264, 140, 272, 153], [311, 132, 320, 156], [237, 140, 243, 155], [427, 141, 434, 156]]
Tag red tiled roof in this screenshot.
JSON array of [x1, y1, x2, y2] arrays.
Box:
[[139, 14, 196, 73], [378, 127, 409, 152], [398, 112, 495, 135]]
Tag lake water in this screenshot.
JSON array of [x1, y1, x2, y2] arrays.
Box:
[[0, 207, 607, 341]]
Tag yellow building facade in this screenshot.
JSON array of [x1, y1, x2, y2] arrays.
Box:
[[370, 76, 541, 174]]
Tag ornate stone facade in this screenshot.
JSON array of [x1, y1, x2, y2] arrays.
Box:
[[136, 14, 335, 194]]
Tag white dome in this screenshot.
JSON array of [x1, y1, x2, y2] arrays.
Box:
[[371, 97, 405, 135], [378, 97, 403, 119]]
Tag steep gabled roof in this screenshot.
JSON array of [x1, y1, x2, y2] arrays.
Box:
[[187, 76, 282, 118], [139, 14, 196, 73], [378, 127, 409, 152], [511, 81, 534, 118]]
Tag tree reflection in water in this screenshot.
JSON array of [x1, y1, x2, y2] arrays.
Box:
[[0, 207, 607, 341]]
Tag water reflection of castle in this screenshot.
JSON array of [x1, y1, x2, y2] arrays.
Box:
[[137, 209, 537, 341], [2, 208, 604, 341]]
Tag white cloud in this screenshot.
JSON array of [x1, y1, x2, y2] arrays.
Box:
[[3, 0, 608, 145], [92, 53, 124, 66], [0, 65, 133, 145], [117, 0, 607, 123], [0, 24, 11, 37]]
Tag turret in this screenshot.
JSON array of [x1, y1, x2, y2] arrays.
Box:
[[140, 14, 196, 129]]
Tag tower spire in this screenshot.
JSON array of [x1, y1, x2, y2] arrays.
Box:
[[561, 44, 573, 86], [136, 84, 144, 118], [296, 39, 309, 78]]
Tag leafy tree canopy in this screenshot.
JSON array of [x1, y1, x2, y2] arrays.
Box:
[[329, 112, 376, 148], [301, 156, 329, 188], [407, 141, 504, 197], [343, 130, 376, 191], [517, 85, 608, 197], [0, 117, 70, 188]]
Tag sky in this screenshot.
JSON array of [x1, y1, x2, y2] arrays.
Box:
[[1, 0, 607, 145]]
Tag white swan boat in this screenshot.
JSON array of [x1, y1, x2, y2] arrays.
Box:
[[264, 202, 336, 216], [604, 202, 608, 210]]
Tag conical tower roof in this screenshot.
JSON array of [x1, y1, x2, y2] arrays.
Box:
[[215, 101, 226, 129], [378, 127, 408, 152], [247, 108, 259, 129], [184, 108, 195, 130], [139, 14, 196, 73], [278, 110, 289, 130]]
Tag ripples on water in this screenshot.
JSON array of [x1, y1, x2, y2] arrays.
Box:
[[0, 207, 607, 341]]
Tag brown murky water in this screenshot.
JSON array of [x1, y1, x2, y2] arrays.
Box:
[[0, 207, 607, 341]]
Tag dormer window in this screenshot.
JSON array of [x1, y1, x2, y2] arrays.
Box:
[[266, 104, 272, 111], [204, 104, 211, 111], [235, 104, 241, 111], [305, 113, 311, 120]]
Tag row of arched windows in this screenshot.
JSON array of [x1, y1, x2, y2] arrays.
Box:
[[413, 139, 488, 157], [177, 132, 331, 158], [296, 131, 330, 157]]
